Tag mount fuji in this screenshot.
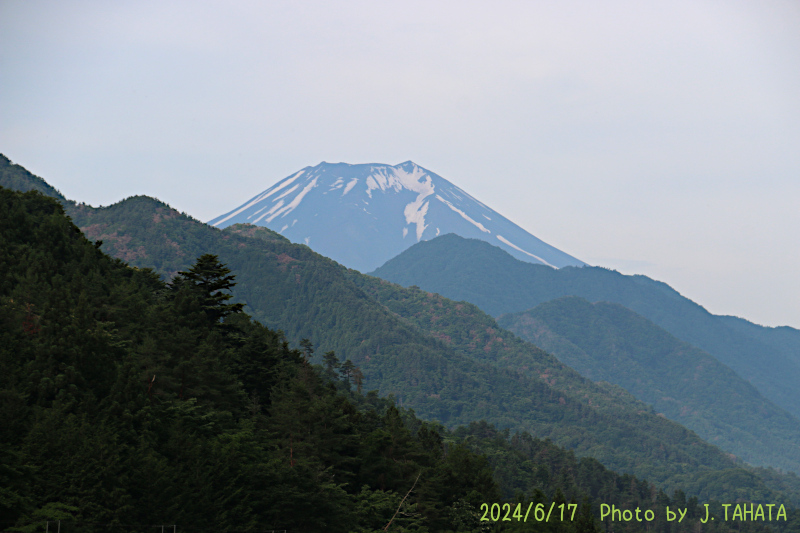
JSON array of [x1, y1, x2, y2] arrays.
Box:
[[208, 161, 585, 273]]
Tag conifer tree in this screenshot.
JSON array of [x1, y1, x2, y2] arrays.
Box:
[[323, 350, 340, 381], [173, 253, 243, 323]]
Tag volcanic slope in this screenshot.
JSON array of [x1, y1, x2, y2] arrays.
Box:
[[208, 161, 584, 272], [371, 234, 800, 422]]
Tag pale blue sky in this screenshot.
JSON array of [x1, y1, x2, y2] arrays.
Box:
[[2, 0, 799, 327]]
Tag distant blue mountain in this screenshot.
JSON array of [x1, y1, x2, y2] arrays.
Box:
[[371, 233, 800, 421], [208, 161, 585, 272]]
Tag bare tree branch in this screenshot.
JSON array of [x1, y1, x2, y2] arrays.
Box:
[[383, 471, 421, 531]]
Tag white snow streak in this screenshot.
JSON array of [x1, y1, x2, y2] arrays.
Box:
[[210, 170, 305, 227], [400, 168, 433, 240], [360, 164, 435, 240], [436, 195, 490, 234], [253, 199, 284, 224], [274, 184, 300, 202], [405, 199, 430, 241], [249, 203, 271, 218], [496, 235, 554, 268], [211, 190, 275, 226], [262, 177, 320, 223], [343, 178, 358, 195], [365, 164, 430, 196], [451, 183, 491, 211], [403, 227, 409, 238], [365, 176, 377, 198], [259, 178, 311, 219]]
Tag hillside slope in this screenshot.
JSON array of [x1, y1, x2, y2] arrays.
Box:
[[371, 234, 800, 422], [5, 186, 797, 531], [0, 186, 509, 531], [35, 194, 787, 499], [0, 154, 66, 200], [2, 159, 799, 503], [62, 196, 736, 491], [497, 297, 800, 474]]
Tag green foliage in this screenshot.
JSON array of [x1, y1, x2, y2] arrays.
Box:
[[172, 253, 244, 324], [0, 187, 505, 531], [18, 185, 794, 506], [3, 164, 800, 531]]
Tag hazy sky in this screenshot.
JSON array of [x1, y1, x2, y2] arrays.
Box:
[[2, 0, 799, 328]]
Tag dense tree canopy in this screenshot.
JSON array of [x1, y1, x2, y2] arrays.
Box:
[[2, 186, 798, 532]]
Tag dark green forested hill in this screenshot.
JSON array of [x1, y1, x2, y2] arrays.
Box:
[[6, 187, 798, 532], [0, 186, 503, 532], [36, 186, 800, 504], [496, 297, 800, 474], [370, 234, 800, 424], [3, 158, 800, 522]]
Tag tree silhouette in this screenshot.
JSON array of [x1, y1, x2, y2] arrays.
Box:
[[173, 253, 243, 323]]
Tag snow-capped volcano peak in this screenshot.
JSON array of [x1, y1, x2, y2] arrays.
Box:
[[208, 161, 584, 272]]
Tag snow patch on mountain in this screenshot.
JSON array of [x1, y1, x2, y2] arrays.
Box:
[[364, 164, 436, 240], [250, 200, 277, 224], [343, 178, 358, 195], [274, 184, 300, 203], [208, 161, 585, 272], [436, 195, 490, 234], [264, 177, 319, 223], [329, 177, 344, 191]]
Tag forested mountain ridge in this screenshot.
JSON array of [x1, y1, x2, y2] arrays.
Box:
[[2, 156, 800, 511], [6, 187, 799, 532], [58, 192, 768, 499], [0, 154, 66, 201], [370, 234, 800, 422], [496, 297, 800, 474], [347, 275, 800, 486], [0, 185, 505, 531]]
